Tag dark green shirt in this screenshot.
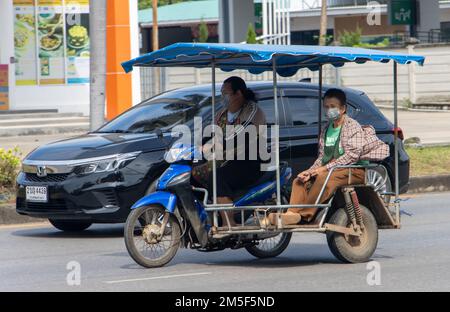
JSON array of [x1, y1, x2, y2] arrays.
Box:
[[322, 124, 343, 166], [321, 123, 369, 166]]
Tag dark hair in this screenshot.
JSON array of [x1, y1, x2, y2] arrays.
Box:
[[323, 88, 347, 108], [223, 76, 257, 102]]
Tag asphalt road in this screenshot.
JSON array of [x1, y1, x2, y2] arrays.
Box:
[[1, 192, 450, 292]]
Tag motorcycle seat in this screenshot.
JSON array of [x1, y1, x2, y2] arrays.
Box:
[[231, 161, 289, 201]]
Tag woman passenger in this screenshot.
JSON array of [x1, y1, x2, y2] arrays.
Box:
[[268, 88, 368, 225]]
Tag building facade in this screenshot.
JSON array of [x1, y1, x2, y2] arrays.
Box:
[[0, 0, 140, 116]]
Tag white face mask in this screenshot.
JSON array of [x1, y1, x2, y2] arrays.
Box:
[[326, 107, 341, 121]]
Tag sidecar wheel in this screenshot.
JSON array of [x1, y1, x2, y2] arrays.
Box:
[[326, 205, 378, 263], [124, 205, 181, 268]]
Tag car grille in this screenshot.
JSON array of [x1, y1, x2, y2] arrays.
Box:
[[16, 197, 68, 212], [24, 173, 70, 183]]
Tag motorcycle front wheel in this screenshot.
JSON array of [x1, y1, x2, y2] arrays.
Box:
[[124, 205, 181, 268]]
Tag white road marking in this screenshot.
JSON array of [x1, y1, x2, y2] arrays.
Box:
[[104, 272, 212, 284]]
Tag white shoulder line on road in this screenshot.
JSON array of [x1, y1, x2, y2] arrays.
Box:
[[104, 272, 212, 284]]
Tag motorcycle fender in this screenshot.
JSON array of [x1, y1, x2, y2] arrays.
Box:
[[131, 191, 177, 213]]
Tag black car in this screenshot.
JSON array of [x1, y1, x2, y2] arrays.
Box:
[[16, 82, 409, 231]]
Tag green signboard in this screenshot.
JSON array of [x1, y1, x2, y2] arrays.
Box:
[[255, 2, 262, 31], [389, 0, 416, 25]]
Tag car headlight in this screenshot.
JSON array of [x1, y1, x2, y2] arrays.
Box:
[[74, 151, 141, 175]]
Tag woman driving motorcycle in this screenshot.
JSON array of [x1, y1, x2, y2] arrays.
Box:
[[192, 76, 267, 227]]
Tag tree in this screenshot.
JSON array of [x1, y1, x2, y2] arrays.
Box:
[[198, 19, 209, 43], [138, 0, 152, 10], [319, 0, 327, 45], [246, 23, 258, 44]]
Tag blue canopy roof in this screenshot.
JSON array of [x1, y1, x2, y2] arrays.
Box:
[[122, 43, 425, 77]]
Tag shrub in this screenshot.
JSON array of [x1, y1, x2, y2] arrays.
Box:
[[0, 147, 21, 188], [198, 19, 209, 43]]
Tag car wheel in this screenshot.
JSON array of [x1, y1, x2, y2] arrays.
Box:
[[366, 166, 392, 204], [48, 219, 92, 232]]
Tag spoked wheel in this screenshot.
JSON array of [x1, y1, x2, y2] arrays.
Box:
[[124, 205, 181, 268], [326, 205, 378, 263], [245, 191, 292, 259], [245, 232, 292, 259]]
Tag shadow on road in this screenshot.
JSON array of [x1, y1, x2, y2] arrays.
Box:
[[116, 243, 345, 270], [10, 225, 124, 239]]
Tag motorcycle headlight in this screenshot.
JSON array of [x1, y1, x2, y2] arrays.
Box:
[[74, 151, 141, 175], [164, 147, 186, 163], [164, 146, 200, 163]]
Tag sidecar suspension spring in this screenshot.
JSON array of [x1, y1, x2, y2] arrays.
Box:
[[350, 190, 364, 228], [343, 189, 356, 224]]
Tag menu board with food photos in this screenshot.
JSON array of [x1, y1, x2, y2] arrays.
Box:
[[38, 0, 65, 84], [65, 0, 90, 84], [13, 0, 38, 85], [13, 0, 90, 86]]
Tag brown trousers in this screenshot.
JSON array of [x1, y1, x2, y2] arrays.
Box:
[[289, 168, 366, 221]]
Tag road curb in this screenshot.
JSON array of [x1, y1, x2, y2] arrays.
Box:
[[378, 105, 450, 113], [408, 174, 450, 193], [0, 204, 45, 225]]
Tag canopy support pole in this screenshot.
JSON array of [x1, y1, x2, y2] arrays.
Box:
[[318, 64, 323, 138], [393, 61, 400, 223], [211, 60, 217, 205], [272, 60, 281, 205]]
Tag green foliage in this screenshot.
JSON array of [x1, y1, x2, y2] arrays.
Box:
[[246, 23, 261, 44], [138, 0, 203, 10], [0, 147, 21, 188], [313, 34, 334, 45], [139, 0, 152, 10], [198, 19, 209, 43], [338, 27, 390, 48], [339, 27, 363, 47]]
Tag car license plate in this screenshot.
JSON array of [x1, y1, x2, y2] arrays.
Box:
[[26, 186, 48, 202]]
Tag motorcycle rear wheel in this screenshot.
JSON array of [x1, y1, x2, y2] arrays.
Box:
[[245, 232, 292, 258]]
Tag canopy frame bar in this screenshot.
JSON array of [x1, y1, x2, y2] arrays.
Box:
[[211, 59, 217, 205], [393, 61, 400, 224], [272, 59, 281, 206], [318, 64, 323, 139]]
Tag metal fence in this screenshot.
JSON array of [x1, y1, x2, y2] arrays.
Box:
[[140, 65, 339, 100]]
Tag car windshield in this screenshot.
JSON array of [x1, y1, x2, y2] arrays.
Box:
[[96, 90, 219, 134]]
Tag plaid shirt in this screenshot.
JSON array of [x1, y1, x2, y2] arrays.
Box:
[[308, 114, 389, 172]]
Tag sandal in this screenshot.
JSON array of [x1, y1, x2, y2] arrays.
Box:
[[264, 211, 302, 226]]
